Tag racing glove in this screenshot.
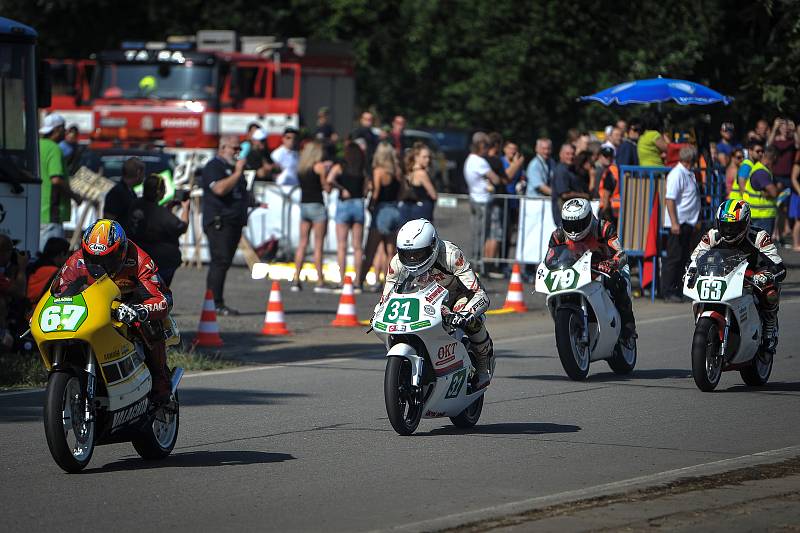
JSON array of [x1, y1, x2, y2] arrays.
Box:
[[444, 312, 475, 330], [685, 266, 698, 289], [752, 271, 775, 290], [596, 261, 614, 275], [115, 303, 149, 326]]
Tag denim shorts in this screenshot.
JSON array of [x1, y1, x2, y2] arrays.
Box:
[[335, 198, 365, 225], [300, 202, 327, 223], [373, 201, 402, 235]]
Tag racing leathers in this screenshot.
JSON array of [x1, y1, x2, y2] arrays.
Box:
[[380, 240, 493, 376], [53, 242, 174, 400], [689, 227, 785, 353], [548, 218, 636, 339]]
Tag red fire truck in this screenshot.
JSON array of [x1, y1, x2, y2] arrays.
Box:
[[46, 31, 355, 161]]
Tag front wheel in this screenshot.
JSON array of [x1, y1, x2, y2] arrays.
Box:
[[450, 395, 484, 428], [740, 350, 773, 386], [132, 395, 180, 460], [692, 318, 723, 392], [555, 308, 590, 381], [384, 356, 423, 435], [608, 336, 637, 375], [43, 371, 95, 473]]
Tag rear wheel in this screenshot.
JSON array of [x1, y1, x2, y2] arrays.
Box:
[[740, 350, 773, 386], [132, 394, 179, 460], [43, 371, 95, 473], [608, 336, 637, 375], [450, 395, 484, 428], [692, 318, 722, 392], [555, 308, 590, 380], [384, 356, 423, 435]]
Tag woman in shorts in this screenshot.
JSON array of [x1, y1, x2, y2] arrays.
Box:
[[327, 140, 369, 288], [292, 140, 332, 292], [359, 142, 403, 291]]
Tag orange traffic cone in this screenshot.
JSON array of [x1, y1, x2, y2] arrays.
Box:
[[194, 289, 223, 347], [503, 263, 528, 312], [262, 281, 290, 335], [331, 275, 360, 327]]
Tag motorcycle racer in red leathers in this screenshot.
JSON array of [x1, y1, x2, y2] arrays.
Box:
[[52, 219, 173, 402]]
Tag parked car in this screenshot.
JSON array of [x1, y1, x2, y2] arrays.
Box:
[[80, 148, 175, 182]]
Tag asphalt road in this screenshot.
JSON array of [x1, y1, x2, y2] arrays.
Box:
[[3, 263, 800, 531]]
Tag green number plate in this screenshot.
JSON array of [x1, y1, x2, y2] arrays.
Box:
[[545, 268, 579, 292], [445, 368, 467, 398], [39, 295, 89, 333], [382, 298, 420, 324], [698, 279, 726, 301]]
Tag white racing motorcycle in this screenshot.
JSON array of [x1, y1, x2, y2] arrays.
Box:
[[371, 275, 492, 435], [684, 248, 772, 392], [535, 245, 636, 380]]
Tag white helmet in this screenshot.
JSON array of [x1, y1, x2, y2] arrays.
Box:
[[396, 219, 440, 274], [561, 198, 594, 240]]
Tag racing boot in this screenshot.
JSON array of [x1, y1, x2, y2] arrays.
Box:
[[146, 342, 171, 404], [467, 321, 493, 390], [761, 309, 779, 356]]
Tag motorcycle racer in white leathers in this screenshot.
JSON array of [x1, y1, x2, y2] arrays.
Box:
[[378, 219, 494, 389], [688, 200, 786, 354]]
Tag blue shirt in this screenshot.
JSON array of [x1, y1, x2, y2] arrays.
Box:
[[738, 159, 754, 180], [525, 155, 553, 197], [615, 139, 639, 167], [502, 155, 524, 209]]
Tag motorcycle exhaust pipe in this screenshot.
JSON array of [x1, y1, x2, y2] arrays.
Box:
[[170, 367, 184, 396]]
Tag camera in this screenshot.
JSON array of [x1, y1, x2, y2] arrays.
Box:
[[173, 189, 190, 202]]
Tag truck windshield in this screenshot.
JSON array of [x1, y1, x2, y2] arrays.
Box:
[[0, 41, 37, 181], [97, 62, 216, 101]]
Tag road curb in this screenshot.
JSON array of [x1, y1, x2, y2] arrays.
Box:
[[378, 444, 800, 533]]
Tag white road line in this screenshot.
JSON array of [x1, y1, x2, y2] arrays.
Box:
[[377, 444, 800, 533], [3, 298, 797, 395]]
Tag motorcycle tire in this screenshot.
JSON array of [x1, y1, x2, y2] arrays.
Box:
[[555, 308, 590, 381], [692, 318, 722, 392], [384, 356, 423, 436], [608, 337, 637, 375], [740, 350, 773, 386], [44, 371, 95, 473], [450, 395, 483, 428], [132, 394, 180, 460]]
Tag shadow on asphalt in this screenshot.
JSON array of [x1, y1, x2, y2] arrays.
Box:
[[507, 368, 692, 382], [180, 388, 307, 406], [421, 422, 581, 437], [85, 450, 296, 473], [722, 381, 800, 394]]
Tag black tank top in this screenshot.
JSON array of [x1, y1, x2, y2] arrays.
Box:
[[338, 167, 365, 199], [299, 168, 324, 204], [377, 176, 400, 203]]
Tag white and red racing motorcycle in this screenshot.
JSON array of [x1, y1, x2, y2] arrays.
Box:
[[371, 276, 492, 435]]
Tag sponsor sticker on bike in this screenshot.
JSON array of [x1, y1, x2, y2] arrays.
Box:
[[410, 320, 431, 330], [423, 304, 436, 315], [38, 295, 89, 333], [445, 368, 467, 398], [545, 268, 579, 292], [388, 324, 407, 332], [374, 322, 387, 331], [698, 279, 726, 301]]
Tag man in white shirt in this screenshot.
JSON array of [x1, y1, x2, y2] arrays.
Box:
[[601, 126, 623, 157], [270, 127, 299, 186], [662, 145, 701, 302], [463, 132, 504, 265]]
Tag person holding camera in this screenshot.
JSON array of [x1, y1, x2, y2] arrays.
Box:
[[201, 137, 249, 315], [129, 174, 190, 287]]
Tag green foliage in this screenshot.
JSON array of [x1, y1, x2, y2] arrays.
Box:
[[4, 0, 799, 144], [0, 352, 47, 389]]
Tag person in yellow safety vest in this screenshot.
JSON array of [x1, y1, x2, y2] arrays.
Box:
[[744, 144, 779, 235], [729, 139, 763, 201]]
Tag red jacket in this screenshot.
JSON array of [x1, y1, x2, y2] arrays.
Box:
[[548, 218, 627, 268], [54, 242, 172, 320]]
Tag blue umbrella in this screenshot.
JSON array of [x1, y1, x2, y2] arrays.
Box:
[[580, 77, 732, 106]]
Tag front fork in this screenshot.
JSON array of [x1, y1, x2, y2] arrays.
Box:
[[720, 308, 731, 359], [84, 346, 96, 423], [580, 297, 591, 352]]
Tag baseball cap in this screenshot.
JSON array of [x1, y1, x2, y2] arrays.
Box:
[[600, 146, 614, 158], [39, 113, 65, 135], [251, 128, 267, 141], [721, 122, 735, 132], [283, 127, 299, 136]]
